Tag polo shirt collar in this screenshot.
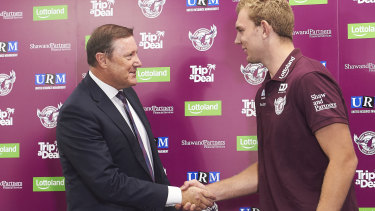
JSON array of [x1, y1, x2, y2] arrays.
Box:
[[271, 48, 302, 82]]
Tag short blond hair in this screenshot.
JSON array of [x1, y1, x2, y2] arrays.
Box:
[[237, 0, 294, 40]]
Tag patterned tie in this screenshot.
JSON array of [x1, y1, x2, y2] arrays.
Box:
[[116, 91, 155, 181]]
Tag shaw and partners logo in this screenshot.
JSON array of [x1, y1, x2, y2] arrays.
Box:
[[30, 43, 71, 51], [311, 93, 337, 112], [356, 170, 375, 189], [0, 108, 15, 126], [138, 0, 166, 18], [90, 0, 115, 17], [354, 131, 375, 155], [242, 99, 256, 117], [345, 63, 375, 72], [348, 23, 375, 39], [139, 31, 164, 49], [185, 101, 221, 116], [0, 70, 16, 96], [187, 171, 220, 184], [37, 103, 62, 128], [351, 96, 375, 114], [144, 105, 173, 114], [38, 141, 59, 159], [189, 25, 217, 51], [353, 0, 375, 4], [136, 67, 170, 83], [33, 5, 68, 21], [289, 0, 327, 5], [156, 137, 169, 153], [0, 143, 19, 158], [0, 41, 18, 58], [35, 73, 66, 90], [237, 136, 258, 151], [0, 181, 22, 190], [33, 177, 65, 192], [181, 139, 225, 149], [0, 11, 23, 20], [190, 64, 215, 83], [293, 28, 332, 38], [186, 0, 219, 12], [241, 63, 268, 85]]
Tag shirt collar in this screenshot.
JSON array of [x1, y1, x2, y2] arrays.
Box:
[[271, 48, 302, 82], [89, 71, 119, 99]]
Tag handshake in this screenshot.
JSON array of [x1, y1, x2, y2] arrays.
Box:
[[176, 180, 217, 211]]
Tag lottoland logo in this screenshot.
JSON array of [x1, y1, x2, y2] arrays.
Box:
[[289, 0, 327, 5], [0, 143, 19, 158], [137, 67, 170, 83], [33, 5, 68, 21], [348, 23, 375, 39], [359, 208, 375, 211], [237, 136, 258, 151], [33, 177, 65, 192], [185, 101, 222, 116]]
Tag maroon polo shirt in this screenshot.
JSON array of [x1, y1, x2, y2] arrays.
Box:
[[255, 49, 358, 210]]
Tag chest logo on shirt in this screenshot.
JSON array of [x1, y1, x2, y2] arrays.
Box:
[[279, 56, 295, 80], [278, 83, 288, 93], [274, 96, 286, 115]]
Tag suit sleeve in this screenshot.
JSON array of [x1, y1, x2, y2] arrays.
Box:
[[56, 102, 169, 209]]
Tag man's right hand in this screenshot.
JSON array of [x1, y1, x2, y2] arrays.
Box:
[[177, 180, 216, 211]]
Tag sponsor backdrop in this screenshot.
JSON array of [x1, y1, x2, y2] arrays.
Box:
[[0, 0, 374, 210]]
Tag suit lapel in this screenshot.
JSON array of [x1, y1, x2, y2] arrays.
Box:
[[84, 74, 153, 181]]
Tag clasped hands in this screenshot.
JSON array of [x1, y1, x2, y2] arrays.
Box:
[[175, 180, 216, 211]]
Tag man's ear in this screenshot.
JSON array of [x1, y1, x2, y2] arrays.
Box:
[[260, 20, 272, 39], [95, 52, 107, 68]]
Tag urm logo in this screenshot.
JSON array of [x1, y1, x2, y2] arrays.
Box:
[[35, 73, 66, 85], [157, 137, 169, 149], [240, 208, 261, 211], [186, 0, 219, 6], [351, 96, 375, 108], [0, 41, 18, 53], [187, 171, 220, 184]]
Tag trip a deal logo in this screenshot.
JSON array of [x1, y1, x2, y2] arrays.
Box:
[[289, 0, 327, 5], [33, 5, 68, 21], [185, 101, 222, 116], [348, 23, 375, 39]]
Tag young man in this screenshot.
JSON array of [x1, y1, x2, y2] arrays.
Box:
[[182, 0, 358, 210]]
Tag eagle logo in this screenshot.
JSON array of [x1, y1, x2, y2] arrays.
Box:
[[0, 70, 16, 96], [189, 24, 217, 51], [138, 0, 166, 18], [37, 103, 63, 128]]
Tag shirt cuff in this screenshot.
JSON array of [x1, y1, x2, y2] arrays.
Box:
[[166, 186, 182, 206]]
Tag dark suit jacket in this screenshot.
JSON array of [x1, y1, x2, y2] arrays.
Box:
[[56, 73, 177, 211]]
